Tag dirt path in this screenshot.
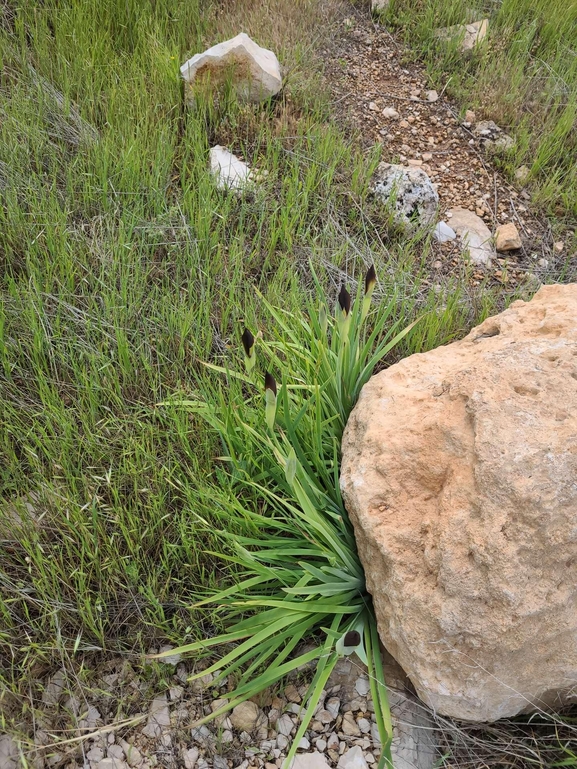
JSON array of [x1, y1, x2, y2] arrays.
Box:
[[320, 7, 562, 288]]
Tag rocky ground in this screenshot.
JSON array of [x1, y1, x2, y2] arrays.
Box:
[[0, 650, 437, 769], [321, 8, 570, 288]]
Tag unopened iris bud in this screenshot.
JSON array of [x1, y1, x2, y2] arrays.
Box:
[[264, 372, 277, 430], [338, 285, 351, 317], [242, 328, 256, 372], [361, 265, 377, 323]]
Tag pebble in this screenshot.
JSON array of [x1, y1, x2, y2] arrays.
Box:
[[41, 669, 66, 707], [433, 221, 456, 243], [107, 745, 125, 761], [119, 741, 142, 768], [315, 739, 327, 752], [325, 698, 340, 718], [357, 718, 371, 734], [426, 90, 439, 102], [95, 760, 128, 769], [326, 733, 340, 751], [298, 737, 311, 750], [214, 758, 228, 769], [337, 746, 369, 769], [285, 684, 302, 703], [169, 686, 184, 701], [86, 748, 105, 763], [341, 712, 361, 737], [289, 754, 331, 769], [190, 725, 213, 746], [554, 241, 564, 253], [276, 713, 294, 736], [142, 697, 170, 739], [382, 107, 399, 119], [368, 102, 378, 111], [276, 734, 289, 750], [230, 701, 263, 732], [315, 709, 334, 724], [158, 645, 181, 666], [355, 677, 371, 698]]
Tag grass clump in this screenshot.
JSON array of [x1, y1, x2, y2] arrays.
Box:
[[156, 266, 416, 768]]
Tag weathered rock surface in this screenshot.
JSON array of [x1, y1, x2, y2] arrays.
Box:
[[447, 206, 494, 266], [495, 222, 522, 251], [341, 284, 577, 722], [372, 163, 438, 230], [180, 33, 282, 103], [436, 19, 488, 52], [473, 120, 515, 152]]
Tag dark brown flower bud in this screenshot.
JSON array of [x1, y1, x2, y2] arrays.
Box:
[[338, 285, 351, 316], [242, 328, 255, 357], [343, 630, 361, 647], [264, 372, 277, 396], [364, 265, 377, 295]]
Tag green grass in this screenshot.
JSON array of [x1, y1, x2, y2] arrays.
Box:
[[0, 0, 544, 702], [382, 0, 577, 227]]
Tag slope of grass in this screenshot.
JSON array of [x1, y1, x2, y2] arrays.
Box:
[[0, 0, 528, 689], [384, 0, 577, 225]]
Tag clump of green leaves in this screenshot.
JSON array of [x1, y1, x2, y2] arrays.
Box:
[[158, 267, 416, 769]]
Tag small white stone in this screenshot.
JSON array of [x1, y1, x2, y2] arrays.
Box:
[[276, 713, 294, 736], [326, 733, 340, 751], [355, 678, 370, 697], [158, 645, 181, 666], [298, 738, 310, 750], [288, 753, 331, 769], [119, 741, 142, 768], [382, 107, 399, 119], [337, 746, 369, 769], [341, 712, 361, 737], [276, 734, 289, 750], [315, 739, 327, 752], [95, 760, 128, 769], [357, 718, 371, 734], [426, 90, 439, 102], [325, 698, 340, 718], [433, 221, 456, 243], [190, 725, 213, 745], [209, 146, 252, 191]]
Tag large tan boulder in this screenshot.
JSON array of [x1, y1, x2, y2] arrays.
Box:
[[340, 284, 577, 722]]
